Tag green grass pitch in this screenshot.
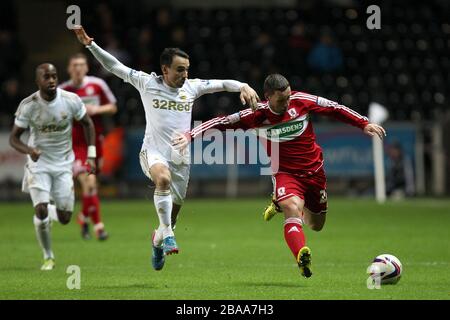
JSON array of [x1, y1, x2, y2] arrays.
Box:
[[0, 198, 449, 300]]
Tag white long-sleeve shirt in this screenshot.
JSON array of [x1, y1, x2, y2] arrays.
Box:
[[86, 41, 246, 163], [14, 88, 86, 172]]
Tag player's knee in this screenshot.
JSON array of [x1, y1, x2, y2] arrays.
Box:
[[86, 184, 97, 195], [279, 201, 300, 215], [307, 218, 325, 232], [155, 174, 171, 189], [310, 223, 324, 232], [57, 211, 72, 225], [86, 174, 97, 188], [80, 174, 97, 193], [34, 204, 48, 219]]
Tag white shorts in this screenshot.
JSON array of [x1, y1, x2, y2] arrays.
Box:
[[22, 165, 74, 211], [139, 148, 190, 205]]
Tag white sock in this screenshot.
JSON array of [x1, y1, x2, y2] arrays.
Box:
[[94, 222, 104, 232], [153, 226, 164, 247], [153, 189, 174, 239], [47, 204, 59, 223], [33, 215, 54, 260]]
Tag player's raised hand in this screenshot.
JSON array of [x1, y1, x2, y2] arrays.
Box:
[[240, 84, 260, 111], [73, 25, 94, 46], [86, 158, 97, 175], [364, 123, 387, 140], [172, 132, 191, 152], [29, 148, 41, 162]]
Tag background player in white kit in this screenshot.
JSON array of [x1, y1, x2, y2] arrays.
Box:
[[9, 63, 96, 270], [73, 26, 260, 271]]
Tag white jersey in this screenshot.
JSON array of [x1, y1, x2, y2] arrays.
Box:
[[125, 71, 234, 162], [14, 88, 86, 172], [86, 41, 245, 164]]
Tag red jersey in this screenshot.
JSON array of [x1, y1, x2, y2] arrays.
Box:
[[60, 76, 117, 146], [189, 91, 369, 174]]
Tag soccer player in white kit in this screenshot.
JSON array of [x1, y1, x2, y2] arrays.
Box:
[[73, 26, 260, 271], [9, 63, 96, 270]]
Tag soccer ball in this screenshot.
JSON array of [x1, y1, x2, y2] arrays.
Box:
[[368, 254, 403, 285]]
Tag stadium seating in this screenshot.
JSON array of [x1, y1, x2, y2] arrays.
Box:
[[0, 0, 448, 127]]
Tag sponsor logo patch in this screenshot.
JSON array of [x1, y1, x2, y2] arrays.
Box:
[[288, 108, 298, 118]]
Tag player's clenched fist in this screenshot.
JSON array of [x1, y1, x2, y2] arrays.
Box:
[[73, 25, 94, 46]]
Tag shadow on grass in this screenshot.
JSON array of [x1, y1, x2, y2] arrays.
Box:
[[98, 283, 157, 290], [236, 281, 305, 288], [0, 266, 36, 272]]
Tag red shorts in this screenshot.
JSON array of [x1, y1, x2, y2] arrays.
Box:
[[272, 168, 328, 214], [73, 136, 103, 176]]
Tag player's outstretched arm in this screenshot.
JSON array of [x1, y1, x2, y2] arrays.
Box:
[[77, 113, 97, 174], [85, 103, 117, 116], [172, 115, 234, 151], [172, 108, 263, 151], [9, 125, 41, 162], [222, 81, 259, 110], [219, 81, 260, 110], [195, 80, 260, 110], [309, 96, 386, 139], [72, 25, 131, 81]]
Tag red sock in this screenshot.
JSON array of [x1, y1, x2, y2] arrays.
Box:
[[89, 193, 102, 226], [284, 217, 306, 259]]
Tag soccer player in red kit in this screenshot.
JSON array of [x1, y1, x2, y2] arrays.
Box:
[[175, 74, 386, 277], [60, 53, 118, 240]]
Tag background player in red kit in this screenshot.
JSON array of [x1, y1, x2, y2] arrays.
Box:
[[60, 53, 118, 240], [176, 74, 386, 278]]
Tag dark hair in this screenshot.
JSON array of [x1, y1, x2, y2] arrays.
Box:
[[264, 74, 290, 95], [68, 53, 88, 64], [160, 48, 189, 67]]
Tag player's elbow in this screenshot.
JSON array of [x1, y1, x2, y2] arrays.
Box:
[[110, 104, 118, 115], [80, 114, 94, 128], [9, 132, 19, 149], [8, 134, 14, 148]]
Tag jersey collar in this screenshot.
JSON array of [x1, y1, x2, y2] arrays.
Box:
[[38, 88, 60, 105], [162, 79, 179, 92], [73, 77, 88, 89]]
